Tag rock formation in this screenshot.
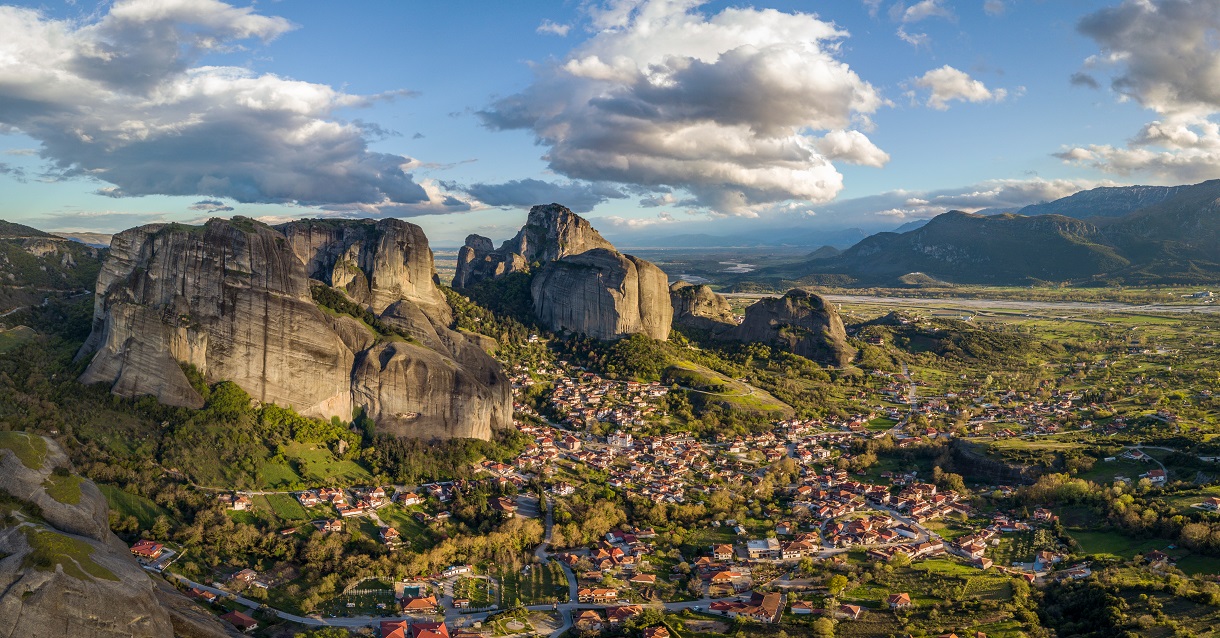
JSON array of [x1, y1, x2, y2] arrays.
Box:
[[453, 204, 674, 341], [729, 289, 856, 367], [531, 249, 672, 341], [0, 433, 233, 638], [77, 217, 510, 440], [452, 203, 615, 290], [670, 282, 737, 334]]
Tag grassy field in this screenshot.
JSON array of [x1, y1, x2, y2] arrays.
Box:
[[454, 576, 495, 608], [665, 360, 793, 417], [1068, 529, 1170, 559], [259, 460, 304, 490], [281, 442, 372, 485], [376, 504, 435, 551], [0, 430, 47, 469], [497, 562, 568, 607], [0, 325, 38, 352], [98, 484, 173, 528], [867, 416, 898, 431], [319, 579, 397, 617], [263, 494, 310, 522]]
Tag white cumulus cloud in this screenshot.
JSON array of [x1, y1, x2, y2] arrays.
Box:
[[0, 0, 437, 211], [478, 0, 888, 215], [913, 65, 1008, 110], [537, 20, 571, 36]]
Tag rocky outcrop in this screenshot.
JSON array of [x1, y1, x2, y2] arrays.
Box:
[[279, 219, 450, 321], [0, 433, 232, 638], [670, 282, 737, 334], [77, 217, 510, 440], [728, 289, 855, 367], [454, 204, 674, 341], [452, 203, 615, 289], [532, 248, 671, 341]]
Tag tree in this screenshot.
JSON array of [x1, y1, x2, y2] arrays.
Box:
[[827, 574, 848, 595], [811, 617, 835, 638], [889, 552, 911, 568]]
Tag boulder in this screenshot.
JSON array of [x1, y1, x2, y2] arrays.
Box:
[[531, 248, 672, 341], [729, 289, 856, 367], [670, 282, 737, 334]]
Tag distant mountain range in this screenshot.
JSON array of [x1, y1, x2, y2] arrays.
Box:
[[617, 226, 872, 249], [752, 179, 1220, 286]]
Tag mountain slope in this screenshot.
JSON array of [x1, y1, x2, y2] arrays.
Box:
[[760, 180, 1220, 286], [1016, 184, 1192, 219]]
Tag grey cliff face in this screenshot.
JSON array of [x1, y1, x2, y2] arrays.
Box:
[[729, 289, 856, 367], [77, 218, 510, 440], [670, 281, 737, 333], [531, 248, 672, 341], [279, 218, 449, 321], [0, 434, 232, 638]]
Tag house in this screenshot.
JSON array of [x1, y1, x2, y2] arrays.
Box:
[[410, 622, 450, 638], [838, 604, 865, 620], [790, 600, 817, 615], [713, 544, 735, 561], [221, 611, 258, 632], [629, 574, 657, 587], [972, 557, 994, 570], [320, 519, 343, 533], [1143, 469, 1168, 485], [608, 431, 633, 448], [380, 526, 401, 544], [188, 587, 218, 604], [577, 588, 618, 603], [219, 494, 251, 511], [1033, 508, 1057, 522], [398, 492, 424, 506], [1200, 497, 1220, 511], [401, 595, 439, 614], [381, 621, 410, 638], [232, 568, 258, 584], [746, 537, 781, 559], [442, 564, 473, 578], [296, 491, 319, 507], [606, 605, 643, 624], [642, 628, 670, 638], [887, 593, 912, 609], [130, 539, 164, 560], [452, 599, 470, 609], [490, 497, 518, 517], [573, 610, 604, 632]]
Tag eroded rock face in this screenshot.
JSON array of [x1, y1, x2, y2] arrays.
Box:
[[451, 203, 615, 289], [729, 289, 856, 367], [279, 218, 449, 320], [77, 218, 510, 440], [0, 434, 231, 638], [531, 248, 672, 341], [670, 282, 737, 334]]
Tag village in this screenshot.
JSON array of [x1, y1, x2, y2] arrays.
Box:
[[125, 354, 1140, 638]]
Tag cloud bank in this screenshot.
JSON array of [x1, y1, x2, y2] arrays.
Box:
[[1058, 0, 1220, 182], [479, 0, 888, 215], [0, 0, 433, 209]]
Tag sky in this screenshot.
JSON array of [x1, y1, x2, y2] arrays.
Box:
[[0, 0, 1217, 246]]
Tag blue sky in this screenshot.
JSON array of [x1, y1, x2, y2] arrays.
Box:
[[0, 0, 1214, 245]]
